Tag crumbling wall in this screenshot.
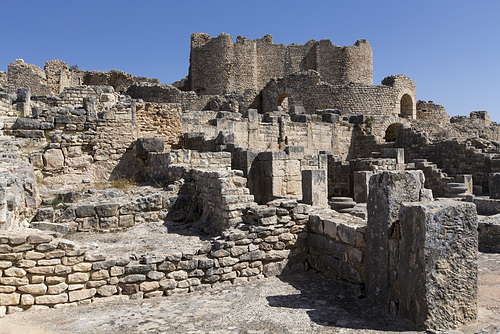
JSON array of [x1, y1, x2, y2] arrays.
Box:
[[261, 71, 415, 117], [416, 100, 449, 122], [136, 102, 182, 150], [189, 33, 373, 95], [0, 139, 39, 231], [8, 60, 51, 96]]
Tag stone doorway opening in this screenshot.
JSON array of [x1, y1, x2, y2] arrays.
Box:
[[276, 93, 291, 112], [384, 123, 403, 142], [400, 94, 413, 118]]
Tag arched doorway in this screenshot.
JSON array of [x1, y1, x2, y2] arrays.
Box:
[[384, 123, 403, 142], [275, 93, 291, 112], [400, 94, 413, 118]]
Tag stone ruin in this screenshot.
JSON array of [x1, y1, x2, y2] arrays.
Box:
[[0, 32, 498, 331]]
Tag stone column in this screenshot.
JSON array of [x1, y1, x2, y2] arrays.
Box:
[[301, 170, 328, 208], [16, 87, 31, 117], [365, 170, 425, 311], [83, 97, 97, 122], [398, 201, 478, 330], [353, 171, 372, 203], [489, 173, 500, 198]]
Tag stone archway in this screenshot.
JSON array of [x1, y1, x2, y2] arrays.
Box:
[[384, 123, 403, 142], [276, 93, 291, 112], [400, 94, 413, 118]]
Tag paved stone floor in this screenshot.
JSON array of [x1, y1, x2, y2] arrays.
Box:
[[0, 252, 499, 334]]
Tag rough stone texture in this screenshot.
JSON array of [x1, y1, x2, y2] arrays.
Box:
[[398, 201, 478, 330], [301, 170, 328, 208], [365, 171, 425, 311], [189, 33, 372, 95], [136, 137, 164, 158]]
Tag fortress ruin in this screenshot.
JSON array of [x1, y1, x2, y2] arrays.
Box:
[[0, 33, 498, 331]]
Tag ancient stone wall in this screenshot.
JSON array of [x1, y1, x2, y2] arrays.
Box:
[[261, 72, 415, 117], [181, 110, 356, 156], [136, 102, 182, 150], [0, 138, 39, 231], [416, 100, 449, 122], [9, 93, 138, 181], [307, 210, 366, 296], [396, 127, 500, 194], [188, 33, 373, 95], [8, 60, 52, 96], [7, 59, 158, 97]]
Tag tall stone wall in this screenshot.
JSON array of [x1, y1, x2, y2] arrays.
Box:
[[136, 102, 183, 150], [188, 33, 373, 95], [261, 71, 415, 117]]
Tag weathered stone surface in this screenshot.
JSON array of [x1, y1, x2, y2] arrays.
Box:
[[69, 288, 96, 302], [136, 137, 164, 158], [35, 293, 68, 305], [18, 284, 47, 295], [43, 149, 65, 171], [365, 170, 424, 310], [0, 293, 20, 306], [397, 201, 478, 330]]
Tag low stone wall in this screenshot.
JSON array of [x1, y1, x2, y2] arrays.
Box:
[[146, 150, 232, 181], [0, 192, 375, 315], [0, 199, 303, 314], [307, 210, 366, 296], [478, 217, 500, 253]]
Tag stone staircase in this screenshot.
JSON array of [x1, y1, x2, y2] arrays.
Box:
[[411, 159, 471, 198]]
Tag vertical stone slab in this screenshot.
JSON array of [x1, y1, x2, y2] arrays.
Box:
[[83, 97, 97, 122], [365, 170, 424, 311], [488, 173, 500, 198], [353, 171, 372, 203], [398, 201, 477, 330], [302, 170, 328, 208], [16, 87, 31, 117]]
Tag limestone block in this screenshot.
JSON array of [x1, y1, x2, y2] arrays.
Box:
[[0, 277, 28, 286], [43, 149, 64, 171], [68, 272, 90, 284], [18, 284, 47, 295], [489, 173, 500, 199], [398, 201, 478, 330], [73, 262, 92, 272], [301, 170, 328, 208], [47, 282, 68, 295], [0, 293, 20, 305], [136, 137, 164, 158], [20, 294, 34, 306], [159, 278, 176, 290], [95, 203, 120, 217], [97, 285, 117, 297], [353, 171, 372, 203], [365, 170, 425, 309], [140, 281, 160, 292], [25, 251, 47, 260], [69, 288, 96, 302], [4, 267, 26, 277]]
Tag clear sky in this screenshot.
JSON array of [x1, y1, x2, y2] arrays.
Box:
[[2, 0, 499, 121]]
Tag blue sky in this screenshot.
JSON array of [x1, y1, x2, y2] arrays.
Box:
[[2, 0, 499, 121]]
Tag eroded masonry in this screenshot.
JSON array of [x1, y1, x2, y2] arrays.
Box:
[[0, 33, 498, 330]]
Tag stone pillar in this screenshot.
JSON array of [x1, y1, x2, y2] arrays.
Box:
[[398, 201, 477, 330], [16, 87, 31, 117], [456, 174, 473, 194], [83, 97, 97, 122], [255, 151, 301, 204], [301, 170, 328, 208], [488, 173, 500, 198], [365, 170, 425, 311], [353, 171, 372, 203]]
